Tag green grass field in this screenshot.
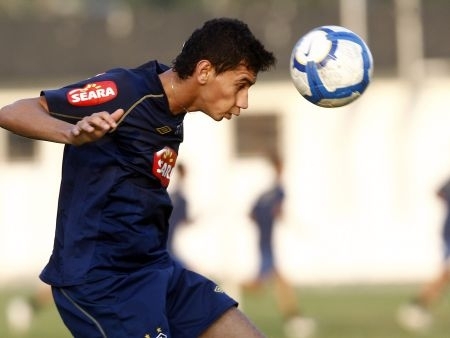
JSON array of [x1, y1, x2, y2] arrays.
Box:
[[242, 283, 450, 338], [0, 283, 449, 338]]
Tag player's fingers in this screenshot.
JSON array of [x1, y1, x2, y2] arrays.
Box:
[[78, 113, 111, 132], [71, 125, 81, 136], [110, 108, 125, 123], [91, 112, 113, 130], [70, 109, 124, 144], [90, 109, 124, 130], [70, 123, 106, 145]]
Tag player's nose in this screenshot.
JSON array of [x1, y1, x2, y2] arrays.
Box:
[[236, 91, 249, 110]]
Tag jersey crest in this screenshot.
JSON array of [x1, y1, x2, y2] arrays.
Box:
[[152, 147, 177, 187], [67, 81, 118, 106]]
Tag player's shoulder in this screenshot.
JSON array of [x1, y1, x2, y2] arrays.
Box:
[[101, 60, 164, 78], [106, 60, 170, 90], [131, 60, 170, 77]]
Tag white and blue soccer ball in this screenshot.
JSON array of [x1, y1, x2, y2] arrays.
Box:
[[290, 25, 374, 108]]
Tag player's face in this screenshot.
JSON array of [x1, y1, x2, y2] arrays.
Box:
[[201, 65, 256, 121]]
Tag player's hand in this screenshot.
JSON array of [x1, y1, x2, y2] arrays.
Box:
[[69, 108, 125, 145]]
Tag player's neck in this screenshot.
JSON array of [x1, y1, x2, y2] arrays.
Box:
[[161, 69, 191, 115]]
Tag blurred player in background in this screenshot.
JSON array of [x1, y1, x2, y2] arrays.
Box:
[[167, 162, 193, 261], [0, 18, 276, 338], [397, 177, 450, 332], [245, 154, 316, 338], [5, 282, 53, 335]]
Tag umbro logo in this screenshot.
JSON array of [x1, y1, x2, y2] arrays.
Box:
[[156, 126, 172, 134], [214, 286, 224, 293]]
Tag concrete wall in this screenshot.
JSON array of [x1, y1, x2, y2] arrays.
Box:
[[1, 77, 450, 286]]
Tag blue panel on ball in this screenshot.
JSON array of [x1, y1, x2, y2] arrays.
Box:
[[292, 56, 306, 72], [305, 62, 368, 104], [306, 61, 326, 104]]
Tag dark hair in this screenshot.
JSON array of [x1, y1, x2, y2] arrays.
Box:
[[172, 18, 276, 79]]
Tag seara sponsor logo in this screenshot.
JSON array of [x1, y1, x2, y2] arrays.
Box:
[[67, 81, 118, 106]]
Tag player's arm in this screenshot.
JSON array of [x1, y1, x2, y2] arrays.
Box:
[[0, 96, 124, 146]]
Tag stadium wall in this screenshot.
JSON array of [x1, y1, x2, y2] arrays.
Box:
[[1, 77, 450, 286]]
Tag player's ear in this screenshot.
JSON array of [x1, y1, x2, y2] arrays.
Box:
[[195, 60, 212, 84]]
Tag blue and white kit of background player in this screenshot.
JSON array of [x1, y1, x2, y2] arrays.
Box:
[[39, 60, 237, 338]]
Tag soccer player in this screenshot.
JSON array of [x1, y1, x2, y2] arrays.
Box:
[[0, 18, 276, 338], [397, 177, 450, 332], [246, 154, 316, 338]]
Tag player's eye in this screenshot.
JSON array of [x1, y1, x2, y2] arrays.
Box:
[[237, 82, 248, 91]]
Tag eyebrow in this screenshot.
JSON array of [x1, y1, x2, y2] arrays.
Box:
[[240, 76, 256, 86]]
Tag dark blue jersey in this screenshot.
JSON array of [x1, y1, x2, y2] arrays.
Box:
[[250, 184, 285, 252], [40, 60, 186, 286]]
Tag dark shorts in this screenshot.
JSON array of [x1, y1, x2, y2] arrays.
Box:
[[52, 262, 237, 338]]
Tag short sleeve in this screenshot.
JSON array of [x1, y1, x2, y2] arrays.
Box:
[[41, 69, 136, 123]]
